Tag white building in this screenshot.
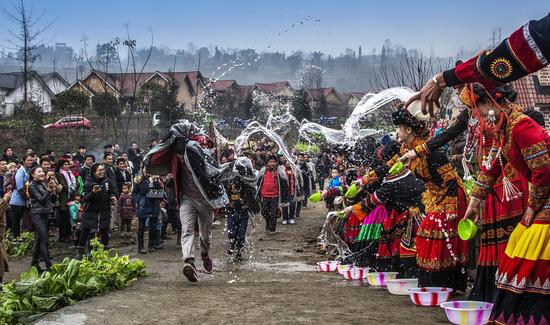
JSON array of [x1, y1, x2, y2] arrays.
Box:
[[0, 71, 68, 116]]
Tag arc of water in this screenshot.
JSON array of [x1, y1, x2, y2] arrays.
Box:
[[298, 87, 415, 145], [235, 121, 298, 170]]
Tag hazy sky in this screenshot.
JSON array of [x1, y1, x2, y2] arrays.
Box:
[[3, 0, 549, 57]]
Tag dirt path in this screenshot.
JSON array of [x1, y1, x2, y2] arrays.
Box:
[[29, 202, 449, 325]]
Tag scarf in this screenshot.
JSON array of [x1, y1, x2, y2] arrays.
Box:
[[60, 169, 76, 201]]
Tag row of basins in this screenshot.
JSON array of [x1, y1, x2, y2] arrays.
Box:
[[317, 261, 493, 325]]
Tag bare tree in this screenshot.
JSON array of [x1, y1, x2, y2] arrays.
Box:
[[82, 26, 154, 146], [370, 50, 440, 92], [2, 0, 54, 111]]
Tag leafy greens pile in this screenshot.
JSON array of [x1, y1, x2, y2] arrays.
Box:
[[0, 239, 147, 324], [4, 231, 35, 257]]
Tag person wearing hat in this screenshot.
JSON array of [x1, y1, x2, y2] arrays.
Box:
[[458, 83, 550, 324], [402, 83, 546, 302], [143, 122, 230, 283], [391, 104, 469, 292]]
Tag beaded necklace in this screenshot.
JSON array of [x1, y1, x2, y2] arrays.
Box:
[[467, 84, 521, 201]]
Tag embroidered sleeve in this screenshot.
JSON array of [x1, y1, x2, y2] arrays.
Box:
[[442, 16, 549, 89], [427, 149, 459, 195], [352, 193, 382, 222], [516, 135, 550, 211], [528, 183, 549, 212], [471, 172, 498, 200], [361, 170, 379, 186], [414, 143, 430, 158]]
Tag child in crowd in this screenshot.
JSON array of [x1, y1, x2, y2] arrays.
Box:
[[156, 200, 167, 249], [327, 168, 343, 189], [69, 193, 83, 246], [117, 183, 135, 233], [325, 168, 343, 211]]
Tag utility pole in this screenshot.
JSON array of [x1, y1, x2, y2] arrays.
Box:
[[193, 53, 201, 110]]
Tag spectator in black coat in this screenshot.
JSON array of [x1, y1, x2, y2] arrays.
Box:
[[77, 163, 117, 258], [127, 142, 142, 174]]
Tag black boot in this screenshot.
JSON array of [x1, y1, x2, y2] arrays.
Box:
[[76, 246, 85, 260]]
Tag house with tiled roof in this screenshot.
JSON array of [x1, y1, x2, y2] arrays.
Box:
[[512, 65, 550, 129], [67, 69, 208, 110], [251, 81, 294, 111], [201, 79, 243, 112], [209, 80, 238, 92], [237, 84, 254, 104], [306, 87, 348, 116], [253, 82, 293, 97], [0, 71, 68, 116], [343, 92, 367, 108]]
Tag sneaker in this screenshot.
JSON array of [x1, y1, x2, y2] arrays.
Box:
[[227, 244, 234, 255], [182, 263, 198, 282], [289, 219, 295, 224], [139, 248, 147, 254], [282, 220, 288, 225], [268, 230, 276, 235], [202, 255, 213, 274], [148, 247, 156, 253]]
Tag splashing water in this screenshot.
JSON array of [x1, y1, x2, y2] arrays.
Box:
[[235, 121, 298, 170], [299, 87, 415, 145]]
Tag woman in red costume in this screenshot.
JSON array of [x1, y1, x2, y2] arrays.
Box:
[[462, 83, 550, 325]]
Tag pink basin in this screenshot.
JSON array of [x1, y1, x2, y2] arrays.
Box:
[[407, 287, 453, 306], [440, 301, 493, 325], [342, 267, 370, 280], [337, 264, 354, 275], [317, 261, 340, 272], [385, 278, 418, 295], [365, 272, 398, 286]]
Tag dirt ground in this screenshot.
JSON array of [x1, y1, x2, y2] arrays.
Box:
[[7, 202, 451, 325]]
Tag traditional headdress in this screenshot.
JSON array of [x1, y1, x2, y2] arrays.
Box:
[[391, 105, 428, 136]]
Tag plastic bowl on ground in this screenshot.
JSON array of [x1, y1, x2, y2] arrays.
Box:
[[365, 272, 398, 286], [385, 278, 419, 295], [440, 301, 493, 325], [458, 219, 477, 241], [407, 287, 453, 306], [316, 261, 340, 272], [337, 264, 354, 275], [342, 267, 370, 280]]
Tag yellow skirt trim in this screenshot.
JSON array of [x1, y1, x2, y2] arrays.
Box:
[[504, 223, 550, 261]]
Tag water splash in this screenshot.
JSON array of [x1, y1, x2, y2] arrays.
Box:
[[298, 87, 414, 145], [235, 121, 298, 170], [342, 87, 413, 138]]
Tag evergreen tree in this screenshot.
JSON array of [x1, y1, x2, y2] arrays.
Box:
[[243, 92, 261, 120], [54, 89, 90, 114], [292, 88, 312, 122], [317, 95, 328, 118]]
